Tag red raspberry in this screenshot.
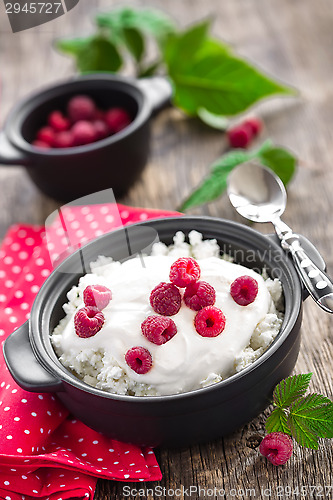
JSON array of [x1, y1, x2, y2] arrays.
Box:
[[184, 281, 216, 311], [53, 131, 75, 148], [141, 315, 177, 345], [259, 432, 293, 466], [125, 346, 152, 374], [169, 257, 201, 288], [244, 117, 263, 136], [230, 275, 258, 306], [150, 282, 181, 316], [227, 124, 253, 148], [36, 126, 55, 146], [92, 120, 110, 141], [68, 95, 96, 122], [48, 111, 70, 132], [74, 306, 105, 338], [194, 306, 226, 337], [105, 107, 131, 134], [32, 140, 51, 149], [72, 120, 97, 146], [83, 284, 112, 310]]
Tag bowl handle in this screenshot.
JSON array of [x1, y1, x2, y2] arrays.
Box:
[[3, 322, 63, 392], [137, 77, 173, 115], [0, 132, 30, 166], [267, 233, 326, 301]]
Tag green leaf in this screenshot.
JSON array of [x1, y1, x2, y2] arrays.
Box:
[[197, 108, 229, 130], [273, 373, 313, 409], [138, 60, 162, 78], [56, 36, 93, 55], [287, 393, 333, 449], [165, 28, 295, 116], [56, 35, 122, 73], [179, 148, 255, 211], [96, 7, 176, 43], [259, 147, 297, 185], [265, 407, 291, 435], [122, 27, 144, 63], [164, 19, 211, 74], [76, 36, 122, 73]]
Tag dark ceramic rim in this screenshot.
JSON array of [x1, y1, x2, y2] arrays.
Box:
[[4, 74, 152, 156], [29, 216, 303, 402]]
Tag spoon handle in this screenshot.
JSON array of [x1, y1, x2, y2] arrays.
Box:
[[281, 233, 333, 313]]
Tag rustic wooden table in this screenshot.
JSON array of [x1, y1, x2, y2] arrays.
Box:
[[1, 0, 333, 498]]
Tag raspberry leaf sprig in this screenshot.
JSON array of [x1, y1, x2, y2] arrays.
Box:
[[179, 139, 296, 211], [266, 373, 333, 450]]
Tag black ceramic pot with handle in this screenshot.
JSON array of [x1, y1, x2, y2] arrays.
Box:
[[3, 217, 326, 447], [0, 75, 172, 201]]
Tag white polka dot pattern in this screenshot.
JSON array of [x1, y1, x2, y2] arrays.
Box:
[[0, 204, 174, 498]]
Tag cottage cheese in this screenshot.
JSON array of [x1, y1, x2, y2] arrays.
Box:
[[51, 231, 283, 396]]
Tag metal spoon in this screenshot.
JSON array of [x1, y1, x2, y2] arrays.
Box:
[[227, 162, 333, 313]]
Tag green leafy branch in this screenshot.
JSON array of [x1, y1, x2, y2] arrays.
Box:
[[56, 7, 296, 127], [266, 373, 333, 450], [179, 140, 297, 211]]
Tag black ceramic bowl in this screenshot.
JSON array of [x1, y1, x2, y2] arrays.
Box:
[[0, 75, 171, 201], [3, 217, 326, 447]]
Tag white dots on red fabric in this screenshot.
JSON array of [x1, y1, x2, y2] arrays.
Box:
[[20, 303, 29, 310], [25, 274, 35, 282], [139, 213, 148, 221], [0, 329, 5, 337], [4, 481, 10, 485], [109, 448, 114, 452], [9, 317, 18, 324], [5, 307, 13, 314], [4, 407, 10, 411], [5, 280, 14, 288], [0, 294, 7, 302], [7, 435, 13, 439], [70, 221, 80, 230], [38, 395, 44, 400], [85, 213, 94, 222], [32, 490, 38, 494], [36, 258, 44, 266], [14, 417, 20, 421], [90, 221, 99, 229], [81, 453, 87, 457], [22, 475, 27, 480], [11, 242, 20, 251], [124, 450, 130, 454], [31, 285, 40, 294], [18, 251, 29, 260], [121, 210, 129, 219], [124, 474, 130, 479], [95, 230, 104, 237], [17, 230, 27, 238], [17, 448, 22, 453], [24, 430, 30, 434], [105, 215, 115, 224], [47, 242, 55, 251], [11, 389, 17, 393], [31, 412, 37, 416], [12, 266, 22, 274], [78, 438, 84, 442], [97, 458, 103, 462], [14, 290, 24, 298], [41, 269, 51, 277], [4, 256, 13, 265], [92, 440, 98, 444], [0, 270, 6, 278], [21, 399, 27, 403], [25, 238, 35, 246], [47, 411, 52, 416], [81, 206, 90, 215]]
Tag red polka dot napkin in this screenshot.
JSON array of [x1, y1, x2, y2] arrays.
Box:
[[0, 204, 179, 500]]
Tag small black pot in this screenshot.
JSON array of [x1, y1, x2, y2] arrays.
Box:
[[0, 75, 171, 201], [3, 217, 326, 447]]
